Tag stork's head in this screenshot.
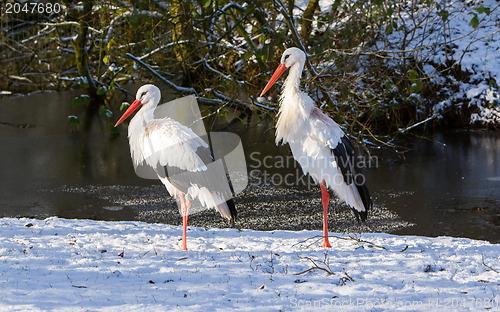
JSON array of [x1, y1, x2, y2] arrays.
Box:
[[280, 47, 306, 69], [260, 47, 306, 97], [135, 84, 161, 107], [115, 84, 161, 127]]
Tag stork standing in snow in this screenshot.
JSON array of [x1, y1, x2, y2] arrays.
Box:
[[115, 84, 236, 250], [260, 47, 372, 248]]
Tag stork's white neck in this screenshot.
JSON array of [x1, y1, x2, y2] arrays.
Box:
[[275, 61, 314, 144], [127, 104, 156, 139], [283, 62, 302, 94], [139, 104, 156, 121]]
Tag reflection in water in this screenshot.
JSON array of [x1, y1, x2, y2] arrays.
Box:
[[0, 90, 498, 242], [0, 90, 141, 220], [366, 131, 500, 242]]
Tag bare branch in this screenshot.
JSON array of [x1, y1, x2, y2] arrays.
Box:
[[138, 41, 190, 61], [125, 53, 197, 94], [125, 54, 274, 112], [203, 58, 245, 85], [40, 22, 102, 34], [398, 114, 438, 134]]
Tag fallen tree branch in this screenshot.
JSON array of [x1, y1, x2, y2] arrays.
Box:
[[295, 254, 335, 276], [293, 234, 386, 250], [346, 233, 387, 250], [482, 254, 499, 273]]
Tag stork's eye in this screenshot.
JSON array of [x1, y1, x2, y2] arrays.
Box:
[[284, 54, 290, 60], [140, 91, 147, 98]]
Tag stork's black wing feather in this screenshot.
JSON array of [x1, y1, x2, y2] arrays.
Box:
[[331, 135, 372, 222]]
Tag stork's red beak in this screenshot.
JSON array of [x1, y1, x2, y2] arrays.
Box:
[[114, 99, 142, 127], [260, 63, 288, 97]]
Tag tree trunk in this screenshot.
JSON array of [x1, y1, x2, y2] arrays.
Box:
[[171, 0, 196, 70], [301, 0, 319, 46], [68, 0, 103, 129]]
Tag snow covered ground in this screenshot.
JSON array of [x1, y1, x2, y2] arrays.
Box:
[[0, 217, 498, 311]]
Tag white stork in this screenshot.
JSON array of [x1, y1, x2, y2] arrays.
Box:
[[260, 47, 371, 248], [115, 84, 237, 250]]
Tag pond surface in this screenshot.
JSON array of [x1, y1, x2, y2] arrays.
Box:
[[0, 89, 499, 243]]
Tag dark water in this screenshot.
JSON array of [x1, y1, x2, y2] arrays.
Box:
[[0, 90, 499, 242], [366, 132, 500, 242]]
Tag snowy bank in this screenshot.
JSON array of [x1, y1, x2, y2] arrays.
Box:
[[0, 217, 499, 311]]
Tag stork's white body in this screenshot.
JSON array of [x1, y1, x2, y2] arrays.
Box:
[[116, 85, 236, 250], [276, 63, 366, 213], [128, 110, 231, 218], [260, 47, 371, 247]]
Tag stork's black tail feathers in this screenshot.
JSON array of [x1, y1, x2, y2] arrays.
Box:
[[352, 183, 371, 223], [225, 198, 237, 227], [225, 172, 237, 227]]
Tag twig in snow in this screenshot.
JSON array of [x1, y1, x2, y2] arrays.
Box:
[[346, 233, 387, 250], [342, 269, 354, 282], [249, 253, 256, 271], [294, 253, 335, 276], [264, 251, 277, 274], [339, 269, 355, 285], [293, 234, 386, 250], [292, 235, 324, 248], [20, 26, 55, 44], [138, 41, 190, 61], [481, 254, 499, 273], [40, 22, 102, 34]]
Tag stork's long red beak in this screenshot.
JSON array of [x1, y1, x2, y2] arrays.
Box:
[[260, 63, 288, 97], [114, 99, 142, 127]]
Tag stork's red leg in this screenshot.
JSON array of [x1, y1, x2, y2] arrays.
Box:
[[320, 180, 332, 248], [178, 192, 191, 251]]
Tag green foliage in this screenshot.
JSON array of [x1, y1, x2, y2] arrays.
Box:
[[469, 5, 491, 29], [72, 95, 91, 107], [120, 103, 130, 111], [99, 105, 113, 118], [1, 0, 498, 135], [474, 6, 491, 15], [67, 115, 80, 126], [469, 13, 479, 29], [96, 87, 107, 96], [408, 69, 423, 93]]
